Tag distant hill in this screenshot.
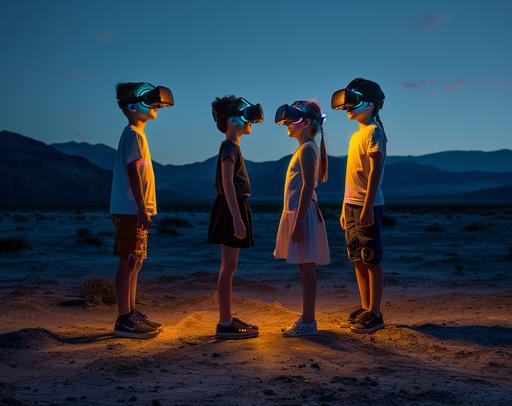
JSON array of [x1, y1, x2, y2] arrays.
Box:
[[0, 131, 111, 205], [386, 150, 512, 173], [52, 141, 118, 170], [3, 130, 512, 206], [53, 141, 512, 175]]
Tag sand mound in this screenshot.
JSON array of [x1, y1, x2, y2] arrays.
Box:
[[0, 328, 63, 350]]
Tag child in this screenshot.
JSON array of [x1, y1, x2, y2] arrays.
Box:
[[274, 100, 330, 337], [110, 82, 171, 338], [334, 78, 387, 334], [208, 95, 263, 339]]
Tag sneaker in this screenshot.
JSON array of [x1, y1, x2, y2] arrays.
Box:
[[215, 321, 259, 340], [114, 315, 159, 339], [233, 317, 259, 331], [282, 317, 318, 337], [132, 309, 163, 332], [350, 312, 384, 334], [340, 307, 366, 328]]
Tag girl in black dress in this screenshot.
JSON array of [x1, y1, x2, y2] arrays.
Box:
[[208, 95, 262, 339]]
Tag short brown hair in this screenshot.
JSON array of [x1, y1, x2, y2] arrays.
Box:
[[115, 82, 145, 105], [211, 95, 243, 133]]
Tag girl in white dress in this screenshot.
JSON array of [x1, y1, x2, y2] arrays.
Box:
[[274, 100, 331, 337]]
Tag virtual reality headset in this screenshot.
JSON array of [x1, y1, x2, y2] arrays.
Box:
[[274, 103, 320, 125], [331, 78, 385, 111], [330, 88, 365, 111], [118, 85, 174, 109], [232, 98, 264, 123]]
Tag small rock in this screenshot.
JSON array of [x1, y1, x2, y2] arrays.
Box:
[[152, 401, 162, 406], [144, 357, 154, 364], [263, 389, 276, 396], [310, 362, 321, 370], [211, 352, 220, 358], [128, 395, 137, 402]]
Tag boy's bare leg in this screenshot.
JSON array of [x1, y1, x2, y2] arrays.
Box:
[[367, 263, 383, 316], [116, 256, 136, 316], [129, 257, 144, 312], [298, 263, 317, 323], [218, 245, 239, 323], [354, 261, 370, 310]]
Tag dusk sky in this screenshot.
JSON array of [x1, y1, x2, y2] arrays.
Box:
[[1, 0, 511, 165]]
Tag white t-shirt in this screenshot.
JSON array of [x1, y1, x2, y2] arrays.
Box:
[[110, 125, 157, 215], [344, 123, 387, 206]]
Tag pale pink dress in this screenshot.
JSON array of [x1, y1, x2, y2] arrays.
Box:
[[274, 140, 331, 265]]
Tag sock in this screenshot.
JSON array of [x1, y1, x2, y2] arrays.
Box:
[[118, 313, 131, 322], [219, 319, 233, 327]]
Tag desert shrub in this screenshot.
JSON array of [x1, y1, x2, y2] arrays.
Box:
[[13, 214, 29, 222], [75, 228, 103, 247], [424, 223, 445, 232], [381, 214, 396, 227], [35, 214, 47, 221], [158, 216, 192, 236], [463, 222, 490, 232], [159, 216, 193, 228], [80, 277, 115, 305], [0, 236, 32, 252]]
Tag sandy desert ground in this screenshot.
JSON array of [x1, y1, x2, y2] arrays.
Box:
[[0, 206, 511, 405]]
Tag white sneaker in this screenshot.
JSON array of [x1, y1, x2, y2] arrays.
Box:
[[282, 317, 318, 337]]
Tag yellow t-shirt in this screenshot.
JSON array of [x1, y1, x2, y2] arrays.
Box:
[[344, 123, 387, 206], [110, 125, 157, 215]]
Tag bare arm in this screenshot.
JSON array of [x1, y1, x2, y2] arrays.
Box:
[[360, 152, 383, 225], [292, 145, 316, 243], [127, 160, 151, 229], [221, 158, 246, 239]]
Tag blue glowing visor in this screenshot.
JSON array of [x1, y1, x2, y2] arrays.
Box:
[[118, 86, 174, 109], [237, 98, 264, 123], [274, 104, 307, 125], [331, 88, 364, 110]]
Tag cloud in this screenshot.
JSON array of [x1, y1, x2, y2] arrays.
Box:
[[97, 31, 118, 43], [403, 78, 512, 96], [402, 80, 437, 89], [414, 15, 451, 31], [444, 79, 466, 92]]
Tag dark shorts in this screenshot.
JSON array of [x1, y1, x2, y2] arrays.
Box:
[[112, 215, 149, 260], [344, 204, 383, 265], [208, 195, 254, 248]]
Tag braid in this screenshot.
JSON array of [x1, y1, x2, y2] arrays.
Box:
[[319, 121, 328, 183]]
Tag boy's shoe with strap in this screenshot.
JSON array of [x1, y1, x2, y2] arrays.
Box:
[[216, 321, 259, 339], [114, 314, 159, 339], [132, 309, 163, 332], [282, 317, 318, 337], [233, 317, 259, 331], [350, 311, 384, 334], [340, 307, 366, 328]]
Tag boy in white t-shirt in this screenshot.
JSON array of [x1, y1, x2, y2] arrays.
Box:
[[111, 82, 171, 339]]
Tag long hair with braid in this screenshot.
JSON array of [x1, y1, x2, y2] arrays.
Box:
[[292, 99, 328, 183]]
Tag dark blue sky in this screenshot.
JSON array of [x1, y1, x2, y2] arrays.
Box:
[[1, 0, 511, 164]]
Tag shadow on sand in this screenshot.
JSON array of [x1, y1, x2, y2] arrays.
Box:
[[0, 328, 114, 350], [397, 324, 512, 346]]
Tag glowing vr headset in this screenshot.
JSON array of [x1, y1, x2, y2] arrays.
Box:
[[232, 98, 264, 123], [330, 88, 365, 111], [274, 103, 320, 125], [118, 85, 174, 109]]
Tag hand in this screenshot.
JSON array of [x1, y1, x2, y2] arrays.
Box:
[[137, 208, 151, 231], [233, 217, 247, 239], [359, 206, 374, 227], [291, 219, 304, 243], [340, 213, 346, 230]]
